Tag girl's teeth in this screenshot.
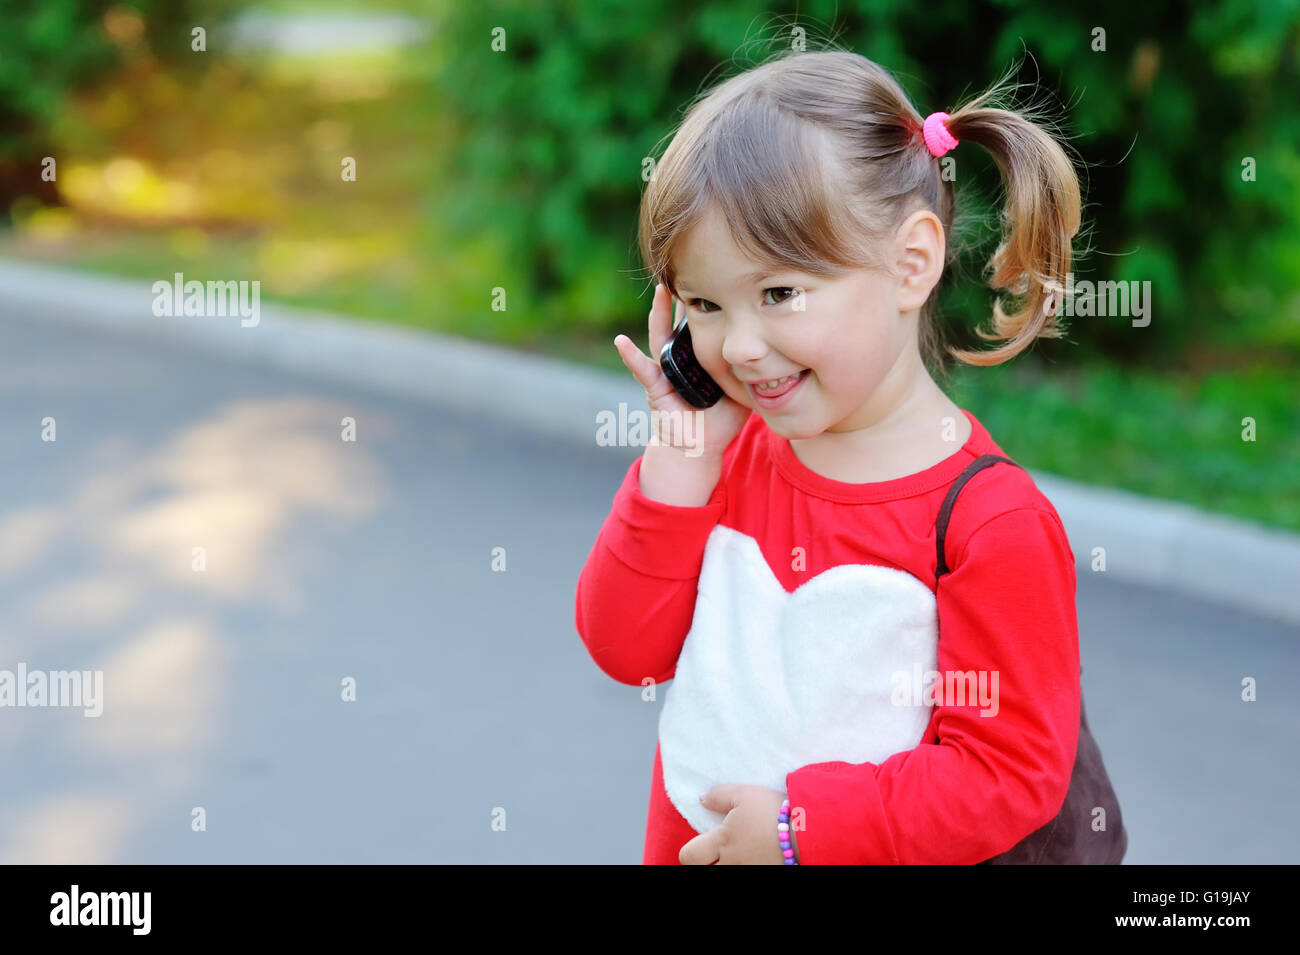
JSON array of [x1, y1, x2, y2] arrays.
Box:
[[757, 372, 802, 391]]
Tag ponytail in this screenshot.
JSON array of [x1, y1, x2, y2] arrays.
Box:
[[939, 84, 1083, 366]]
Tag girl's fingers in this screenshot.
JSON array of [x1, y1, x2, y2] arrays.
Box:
[[614, 334, 656, 391], [648, 283, 677, 360], [617, 284, 680, 397]]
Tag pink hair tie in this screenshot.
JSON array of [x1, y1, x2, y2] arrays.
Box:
[[922, 111, 958, 158]]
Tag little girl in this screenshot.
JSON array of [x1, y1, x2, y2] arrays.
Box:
[[576, 48, 1111, 865]]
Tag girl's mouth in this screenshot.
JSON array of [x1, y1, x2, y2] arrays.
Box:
[[749, 369, 810, 408]]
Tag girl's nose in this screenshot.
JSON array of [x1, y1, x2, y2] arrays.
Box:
[[720, 324, 769, 367]]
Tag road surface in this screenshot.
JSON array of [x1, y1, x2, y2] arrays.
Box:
[[0, 311, 1296, 863]]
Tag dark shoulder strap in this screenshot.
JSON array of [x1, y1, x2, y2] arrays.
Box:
[[935, 454, 1022, 581]]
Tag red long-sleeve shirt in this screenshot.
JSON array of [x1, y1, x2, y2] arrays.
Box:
[[574, 408, 1080, 865]]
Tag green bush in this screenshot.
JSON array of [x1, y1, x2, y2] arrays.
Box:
[[0, 0, 242, 208]]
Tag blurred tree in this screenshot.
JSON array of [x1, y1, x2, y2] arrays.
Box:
[[0, 0, 240, 213], [429, 0, 1300, 369]]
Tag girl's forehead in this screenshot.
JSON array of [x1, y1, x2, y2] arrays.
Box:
[[672, 231, 781, 286]]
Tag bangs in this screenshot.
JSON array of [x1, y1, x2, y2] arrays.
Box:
[[642, 88, 881, 297]]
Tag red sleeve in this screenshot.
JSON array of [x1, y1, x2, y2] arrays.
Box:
[[574, 454, 727, 687], [784, 507, 1081, 864]]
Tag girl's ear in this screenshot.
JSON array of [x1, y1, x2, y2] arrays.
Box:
[[893, 210, 945, 314]]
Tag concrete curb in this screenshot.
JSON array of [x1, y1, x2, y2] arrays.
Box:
[[4, 257, 1298, 626]]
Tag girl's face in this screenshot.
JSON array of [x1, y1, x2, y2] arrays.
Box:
[[670, 205, 918, 440]]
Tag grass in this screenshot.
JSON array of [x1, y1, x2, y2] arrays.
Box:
[[947, 357, 1299, 533]]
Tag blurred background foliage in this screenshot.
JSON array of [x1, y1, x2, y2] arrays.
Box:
[[0, 0, 1297, 530]]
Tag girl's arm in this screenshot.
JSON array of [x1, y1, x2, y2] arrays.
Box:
[[784, 506, 1082, 864], [574, 446, 728, 686]]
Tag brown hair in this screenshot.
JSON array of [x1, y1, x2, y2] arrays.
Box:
[[637, 47, 1085, 385]]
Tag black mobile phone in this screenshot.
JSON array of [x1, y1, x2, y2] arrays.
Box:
[[659, 313, 724, 409]]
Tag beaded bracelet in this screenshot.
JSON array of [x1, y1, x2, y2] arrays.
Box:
[[778, 797, 798, 865]]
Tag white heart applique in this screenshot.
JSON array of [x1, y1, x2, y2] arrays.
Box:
[[659, 523, 940, 834]]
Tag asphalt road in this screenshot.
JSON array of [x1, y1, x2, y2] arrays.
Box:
[[1, 312, 1296, 864]]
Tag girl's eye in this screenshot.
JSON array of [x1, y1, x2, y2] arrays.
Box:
[[688, 288, 797, 313]]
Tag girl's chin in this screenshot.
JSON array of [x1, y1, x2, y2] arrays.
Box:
[[755, 410, 824, 439]]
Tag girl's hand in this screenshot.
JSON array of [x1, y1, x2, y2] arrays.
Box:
[[679, 785, 798, 865], [614, 284, 752, 459]]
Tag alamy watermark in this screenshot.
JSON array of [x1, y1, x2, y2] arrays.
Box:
[[0, 663, 103, 717], [595, 403, 705, 457], [891, 663, 999, 718], [1042, 272, 1151, 327], [50, 885, 150, 935], [152, 271, 260, 327]]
